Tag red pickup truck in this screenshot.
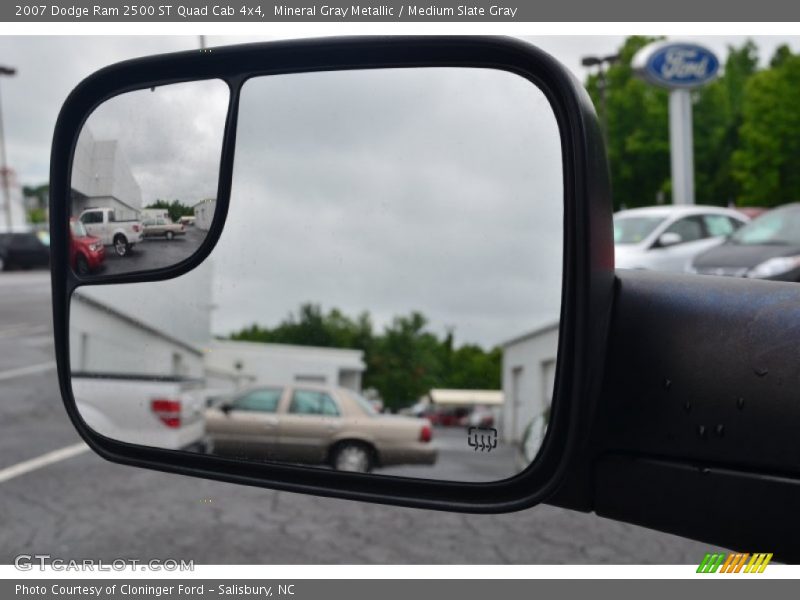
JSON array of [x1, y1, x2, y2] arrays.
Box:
[[69, 217, 105, 274]]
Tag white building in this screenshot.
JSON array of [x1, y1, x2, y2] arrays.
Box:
[[68, 254, 366, 395], [193, 198, 216, 231], [500, 321, 559, 446], [205, 339, 366, 392], [69, 260, 214, 380], [71, 126, 142, 218], [70, 292, 205, 378], [0, 168, 28, 230]]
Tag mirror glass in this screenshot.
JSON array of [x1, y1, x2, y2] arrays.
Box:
[[69, 79, 229, 276], [70, 67, 563, 482]]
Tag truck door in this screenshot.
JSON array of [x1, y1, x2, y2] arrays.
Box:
[[80, 211, 105, 243]]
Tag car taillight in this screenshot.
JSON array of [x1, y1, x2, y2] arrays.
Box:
[[151, 398, 181, 428], [420, 423, 432, 443], [132, 224, 141, 232]]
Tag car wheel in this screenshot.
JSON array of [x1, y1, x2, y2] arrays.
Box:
[[75, 255, 90, 275], [113, 234, 129, 257], [165, 231, 174, 240], [331, 442, 373, 473]]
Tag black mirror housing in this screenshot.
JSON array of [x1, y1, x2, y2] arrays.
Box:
[[50, 36, 614, 512]]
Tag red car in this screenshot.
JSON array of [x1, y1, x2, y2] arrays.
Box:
[[427, 407, 470, 427], [69, 217, 105, 274]]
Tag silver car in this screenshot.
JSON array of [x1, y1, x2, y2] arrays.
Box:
[[614, 205, 749, 273]]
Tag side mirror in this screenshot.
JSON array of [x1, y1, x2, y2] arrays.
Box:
[[658, 231, 683, 247], [50, 36, 613, 512], [220, 403, 233, 415]]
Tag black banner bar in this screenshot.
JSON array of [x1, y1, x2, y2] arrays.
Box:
[[5, 0, 800, 22], [3, 580, 798, 600]]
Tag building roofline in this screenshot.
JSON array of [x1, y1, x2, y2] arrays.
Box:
[[501, 320, 559, 348], [73, 292, 203, 356], [210, 339, 365, 368]]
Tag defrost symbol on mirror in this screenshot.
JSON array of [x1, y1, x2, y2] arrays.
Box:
[[467, 427, 498, 452]]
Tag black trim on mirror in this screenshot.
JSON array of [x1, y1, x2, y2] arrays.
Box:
[[50, 36, 614, 512]]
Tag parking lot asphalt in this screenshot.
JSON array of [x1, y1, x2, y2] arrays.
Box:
[[0, 271, 723, 564], [98, 226, 206, 276]]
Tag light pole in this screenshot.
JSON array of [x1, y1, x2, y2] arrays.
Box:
[[0, 65, 16, 230], [581, 54, 619, 141]]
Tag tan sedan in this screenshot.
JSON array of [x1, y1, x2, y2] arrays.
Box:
[[204, 384, 437, 472], [142, 216, 186, 240]]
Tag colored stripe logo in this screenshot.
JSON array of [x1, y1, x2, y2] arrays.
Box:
[[697, 552, 772, 573]]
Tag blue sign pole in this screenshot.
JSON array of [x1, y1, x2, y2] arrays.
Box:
[[633, 42, 720, 205]]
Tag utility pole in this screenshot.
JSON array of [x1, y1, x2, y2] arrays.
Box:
[[0, 65, 16, 230], [581, 54, 619, 141]]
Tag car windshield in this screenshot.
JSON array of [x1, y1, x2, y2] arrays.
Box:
[[730, 207, 800, 245], [348, 391, 378, 416], [613, 216, 665, 244], [70, 220, 88, 238]]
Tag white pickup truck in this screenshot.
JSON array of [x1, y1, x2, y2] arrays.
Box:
[[78, 207, 144, 257], [71, 374, 208, 452]]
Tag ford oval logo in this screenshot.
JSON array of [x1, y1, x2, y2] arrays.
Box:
[[633, 42, 720, 89]]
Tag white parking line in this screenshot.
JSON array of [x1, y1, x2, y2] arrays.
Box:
[[0, 442, 89, 484], [0, 361, 56, 381]]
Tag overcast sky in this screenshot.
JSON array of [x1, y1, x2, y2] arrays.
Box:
[[211, 67, 562, 345], [78, 79, 228, 205], [5, 35, 800, 346], [5, 35, 800, 189]]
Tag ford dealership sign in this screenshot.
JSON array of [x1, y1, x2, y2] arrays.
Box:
[[633, 42, 720, 89]]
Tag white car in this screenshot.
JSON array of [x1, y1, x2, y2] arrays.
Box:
[[614, 205, 749, 273]]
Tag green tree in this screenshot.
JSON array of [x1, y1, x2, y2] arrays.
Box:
[[366, 312, 443, 410], [145, 199, 195, 223], [229, 303, 502, 411], [733, 50, 800, 206], [586, 38, 759, 210], [27, 207, 47, 224], [586, 36, 670, 211], [446, 344, 502, 390], [22, 183, 49, 210], [770, 44, 793, 69], [693, 40, 759, 206], [232, 303, 373, 350]]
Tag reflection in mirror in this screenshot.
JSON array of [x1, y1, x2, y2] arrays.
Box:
[[70, 67, 563, 482], [69, 80, 228, 277]]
